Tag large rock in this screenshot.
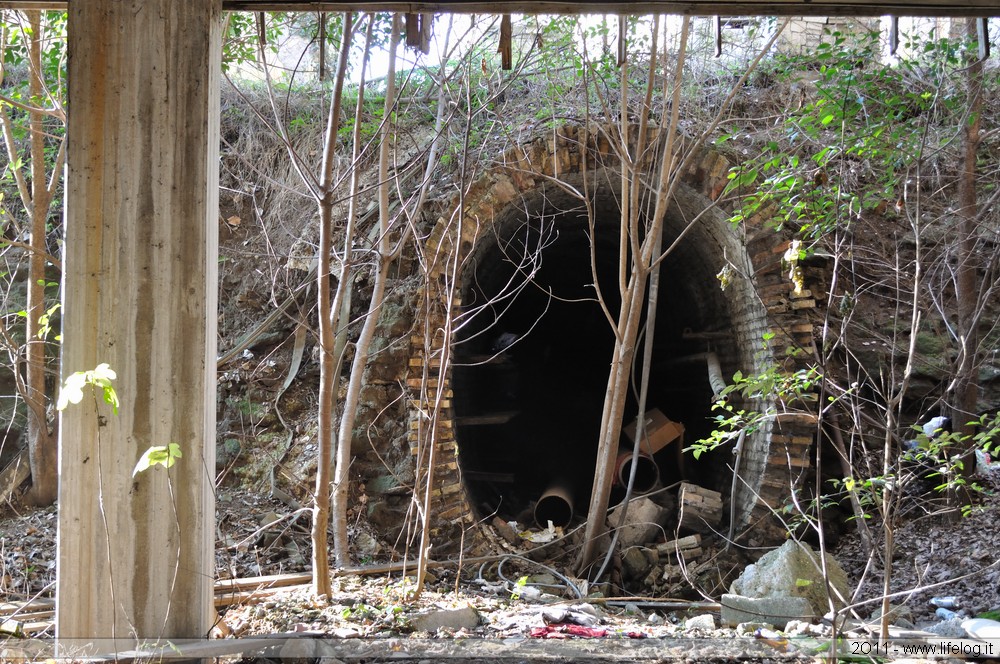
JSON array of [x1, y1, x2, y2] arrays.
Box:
[[729, 540, 852, 614]]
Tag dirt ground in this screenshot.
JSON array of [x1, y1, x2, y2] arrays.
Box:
[[2, 469, 999, 662]]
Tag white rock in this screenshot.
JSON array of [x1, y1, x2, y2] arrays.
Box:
[[729, 540, 852, 614], [411, 605, 480, 633], [685, 614, 716, 630], [925, 618, 967, 638]]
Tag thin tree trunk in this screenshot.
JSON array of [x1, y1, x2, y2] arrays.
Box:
[[23, 10, 55, 506], [332, 14, 397, 568], [312, 11, 354, 597], [327, 15, 375, 567], [579, 16, 690, 574], [826, 409, 872, 554], [953, 18, 983, 494]]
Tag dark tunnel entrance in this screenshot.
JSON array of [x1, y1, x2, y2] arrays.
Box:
[[452, 182, 743, 529]]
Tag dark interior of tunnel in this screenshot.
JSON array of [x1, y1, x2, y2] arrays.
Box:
[[452, 190, 737, 528]]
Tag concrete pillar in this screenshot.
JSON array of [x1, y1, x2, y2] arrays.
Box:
[[57, 0, 221, 645]]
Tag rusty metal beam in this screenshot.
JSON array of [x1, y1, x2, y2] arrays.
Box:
[[0, 1, 994, 16]]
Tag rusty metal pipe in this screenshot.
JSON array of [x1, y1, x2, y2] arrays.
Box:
[[534, 480, 574, 529], [614, 450, 660, 494], [659, 351, 727, 398]]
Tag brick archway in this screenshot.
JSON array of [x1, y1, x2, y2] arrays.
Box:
[[406, 125, 819, 551]]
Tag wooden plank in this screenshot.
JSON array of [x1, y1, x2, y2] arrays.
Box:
[[0, 598, 55, 616], [455, 411, 518, 425], [11, 620, 50, 637], [214, 572, 312, 593], [215, 585, 308, 608]]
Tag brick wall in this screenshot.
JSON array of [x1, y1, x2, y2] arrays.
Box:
[[777, 17, 880, 57], [401, 125, 822, 551]]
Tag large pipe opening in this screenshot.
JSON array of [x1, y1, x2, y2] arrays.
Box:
[[453, 181, 748, 529], [615, 451, 660, 494]]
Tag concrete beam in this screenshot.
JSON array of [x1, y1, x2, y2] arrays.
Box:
[[226, 2, 997, 16], [0, 1, 994, 17], [57, 0, 221, 646]]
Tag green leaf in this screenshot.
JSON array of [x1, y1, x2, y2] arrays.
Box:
[[795, 578, 812, 587], [132, 443, 183, 476], [57, 364, 119, 414], [56, 371, 87, 410], [91, 363, 117, 382]]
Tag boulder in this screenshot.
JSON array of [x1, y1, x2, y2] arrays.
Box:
[[729, 540, 851, 614]]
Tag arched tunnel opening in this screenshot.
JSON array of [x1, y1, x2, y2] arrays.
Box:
[[452, 181, 753, 530]]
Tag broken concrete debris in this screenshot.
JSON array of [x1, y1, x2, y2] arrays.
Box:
[[410, 605, 481, 633], [728, 539, 852, 617], [963, 617, 1000, 640], [621, 546, 657, 581], [608, 495, 668, 547], [615, 531, 716, 595], [720, 594, 814, 630], [678, 482, 723, 534], [491, 516, 520, 546]]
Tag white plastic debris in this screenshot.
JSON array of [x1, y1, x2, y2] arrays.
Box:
[[930, 596, 959, 609], [963, 618, 1000, 640], [976, 449, 1000, 475], [522, 520, 562, 543]]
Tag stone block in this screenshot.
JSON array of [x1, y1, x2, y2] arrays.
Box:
[[721, 593, 813, 629], [608, 496, 668, 547]]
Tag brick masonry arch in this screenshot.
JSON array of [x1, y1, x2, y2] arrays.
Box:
[[405, 124, 821, 553]]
